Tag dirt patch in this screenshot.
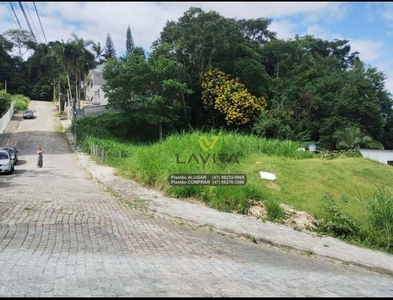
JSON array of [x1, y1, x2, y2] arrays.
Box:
[[247, 200, 268, 219], [266, 181, 281, 191], [280, 203, 318, 231], [247, 200, 318, 232]]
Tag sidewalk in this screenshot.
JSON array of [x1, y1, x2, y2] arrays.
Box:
[[58, 119, 393, 277], [0, 111, 22, 146]]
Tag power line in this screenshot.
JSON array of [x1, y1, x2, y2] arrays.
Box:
[[33, 1, 47, 43], [9, 2, 23, 30], [5, 2, 17, 28], [24, 2, 41, 44], [18, 1, 37, 42]]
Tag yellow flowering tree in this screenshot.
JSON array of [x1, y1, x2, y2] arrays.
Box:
[[201, 68, 267, 126]]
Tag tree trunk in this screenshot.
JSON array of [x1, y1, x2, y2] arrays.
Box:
[[67, 73, 74, 109], [52, 78, 56, 101], [159, 121, 163, 142]]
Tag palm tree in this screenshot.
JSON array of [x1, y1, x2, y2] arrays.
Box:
[[65, 34, 96, 107], [48, 41, 67, 102], [91, 41, 104, 64], [332, 126, 384, 150]]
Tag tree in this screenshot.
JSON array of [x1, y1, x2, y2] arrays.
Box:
[[102, 49, 149, 112], [332, 127, 384, 150], [3, 29, 36, 59], [103, 33, 116, 60], [60, 34, 96, 109], [91, 42, 104, 64], [125, 25, 135, 56], [251, 35, 393, 150], [145, 56, 193, 140], [0, 34, 14, 91], [152, 7, 273, 128], [102, 50, 192, 141], [201, 68, 267, 126], [26, 42, 54, 100], [237, 18, 276, 46]]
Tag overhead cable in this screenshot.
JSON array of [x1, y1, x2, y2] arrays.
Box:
[[24, 2, 41, 43], [18, 1, 37, 42], [9, 2, 23, 30], [33, 1, 47, 43]]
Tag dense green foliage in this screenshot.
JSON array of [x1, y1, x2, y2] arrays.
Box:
[[0, 89, 12, 113], [11, 93, 30, 111], [0, 90, 29, 115]]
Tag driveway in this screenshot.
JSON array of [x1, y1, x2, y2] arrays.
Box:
[[0, 100, 392, 297]]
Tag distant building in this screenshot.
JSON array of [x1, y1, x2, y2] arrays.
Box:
[[85, 63, 108, 106], [359, 149, 393, 165]]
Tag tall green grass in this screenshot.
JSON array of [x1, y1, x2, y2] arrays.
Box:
[[358, 186, 393, 251]]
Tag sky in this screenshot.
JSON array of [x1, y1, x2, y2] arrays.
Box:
[[1, 1, 393, 95]]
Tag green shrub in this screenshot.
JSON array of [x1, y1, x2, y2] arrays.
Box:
[[11, 94, 30, 111], [0, 90, 12, 114], [318, 192, 359, 238]]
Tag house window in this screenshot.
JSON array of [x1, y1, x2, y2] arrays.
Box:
[[388, 161, 393, 166]]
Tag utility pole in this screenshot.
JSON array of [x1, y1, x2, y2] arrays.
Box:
[[5, 80, 7, 92], [73, 94, 77, 148], [58, 92, 62, 114], [74, 115, 77, 148]]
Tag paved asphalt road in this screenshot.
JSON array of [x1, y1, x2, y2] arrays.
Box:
[[0, 100, 393, 297]]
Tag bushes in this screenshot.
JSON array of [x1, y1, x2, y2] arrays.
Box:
[[318, 192, 359, 239], [11, 94, 30, 111], [0, 90, 30, 115], [0, 90, 12, 115], [318, 187, 393, 253], [76, 111, 159, 143]]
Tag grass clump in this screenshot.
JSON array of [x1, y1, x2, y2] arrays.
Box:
[[358, 186, 393, 252], [264, 199, 285, 222]]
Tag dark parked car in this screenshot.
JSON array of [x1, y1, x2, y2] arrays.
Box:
[[0, 146, 18, 165], [23, 109, 34, 119]]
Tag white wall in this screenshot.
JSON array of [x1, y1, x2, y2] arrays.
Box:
[[359, 149, 393, 165], [0, 102, 15, 132]]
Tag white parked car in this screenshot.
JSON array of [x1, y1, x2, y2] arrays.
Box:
[[0, 150, 14, 174]]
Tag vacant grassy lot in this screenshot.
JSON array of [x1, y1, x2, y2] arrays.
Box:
[[75, 116, 393, 254]]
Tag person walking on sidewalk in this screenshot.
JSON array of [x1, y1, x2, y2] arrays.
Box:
[[37, 146, 43, 168]]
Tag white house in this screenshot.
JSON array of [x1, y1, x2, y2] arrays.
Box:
[[85, 63, 108, 106]]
